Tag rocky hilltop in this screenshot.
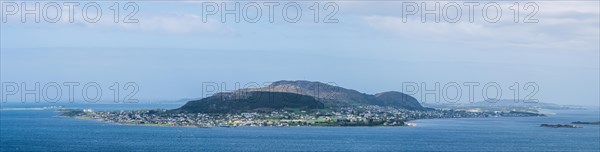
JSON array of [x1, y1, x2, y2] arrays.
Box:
[[177, 80, 430, 113]]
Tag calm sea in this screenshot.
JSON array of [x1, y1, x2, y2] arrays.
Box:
[[1, 103, 599, 151]]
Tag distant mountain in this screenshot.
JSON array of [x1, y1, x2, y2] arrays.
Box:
[[423, 99, 586, 111], [470, 99, 586, 110], [470, 99, 557, 108], [176, 80, 429, 113], [153, 97, 202, 104]]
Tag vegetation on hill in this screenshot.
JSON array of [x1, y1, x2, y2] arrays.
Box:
[[176, 91, 324, 113]]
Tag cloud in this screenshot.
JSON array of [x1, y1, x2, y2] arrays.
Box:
[[74, 12, 231, 35], [361, 1, 599, 52], [115, 14, 224, 34], [0, 1, 227, 34]]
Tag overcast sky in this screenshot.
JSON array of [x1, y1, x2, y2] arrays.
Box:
[[1, 1, 598, 106]]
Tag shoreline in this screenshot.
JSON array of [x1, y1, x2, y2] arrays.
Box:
[[67, 115, 414, 128], [61, 110, 546, 128]]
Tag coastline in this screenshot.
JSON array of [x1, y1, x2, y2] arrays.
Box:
[[60, 109, 546, 128]]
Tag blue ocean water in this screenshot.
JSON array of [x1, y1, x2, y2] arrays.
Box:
[[1, 103, 599, 151]]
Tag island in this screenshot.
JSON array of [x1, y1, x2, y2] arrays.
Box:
[[61, 80, 545, 127], [540, 124, 581, 128], [572, 121, 600, 125]]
